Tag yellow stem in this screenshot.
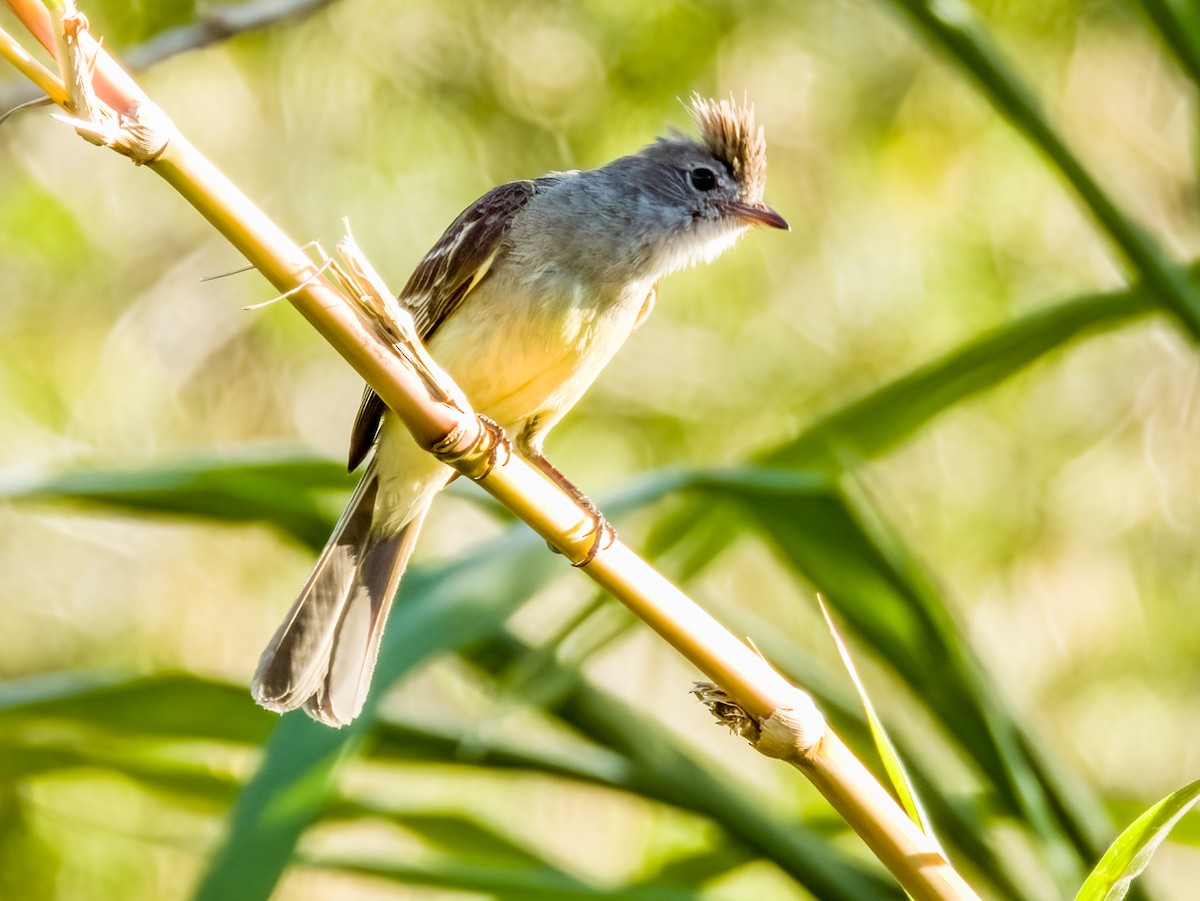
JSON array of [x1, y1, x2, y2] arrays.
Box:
[[0, 25, 67, 105], [799, 733, 981, 901]]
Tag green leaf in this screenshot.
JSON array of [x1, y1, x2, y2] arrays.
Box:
[[638, 845, 755, 889], [1075, 780, 1200, 901], [1131, 0, 1200, 86], [0, 666, 878, 898], [0, 453, 350, 550], [0, 728, 603, 887], [887, 0, 1200, 337], [0, 671, 274, 744], [305, 855, 695, 900], [1107, 799, 1200, 847], [767, 288, 1156, 470], [193, 713, 360, 901], [707, 597, 1042, 901], [343, 812, 546, 867], [817, 597, 935, 841]]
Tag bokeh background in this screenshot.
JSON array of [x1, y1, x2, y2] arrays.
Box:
[[1, 0, 1199, 898]]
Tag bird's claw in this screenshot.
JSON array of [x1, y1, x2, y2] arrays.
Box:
[[476, 414, 512, 477], [523, 447, 614, 565], [544, 502, 617, 566], [574, 516, 617, 567], [572, 497, 617, 567]]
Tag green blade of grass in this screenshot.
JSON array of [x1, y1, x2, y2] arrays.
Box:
[[370, 713, 895, 899], [0, 733, 604, 888], [711, 598, 1040, 901], [648, 281, 1167, 607], [817, 597, 936, 841], [766, 287, 1158, 470], [0, 671, 275, 744], [0, 665, 885, 899], [1106, 800, 1200, 847], [1129, 0, 1200, 86], [1074, 780, 1200, 901], [885, 0, 1200, 337], [0, 453, 350, 550], [637, 846, 757, 889], [304, 856, 697, 901]]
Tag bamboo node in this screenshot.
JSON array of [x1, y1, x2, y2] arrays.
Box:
[[51, 4, 173, 163], [116, 102, 172, 163], [755, 701, 826, 760], [52, 102, 173, 163]]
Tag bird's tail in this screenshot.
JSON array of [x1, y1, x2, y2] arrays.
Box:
[[251, 461, 429, 727]]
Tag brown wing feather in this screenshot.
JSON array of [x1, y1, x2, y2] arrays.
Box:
[[347, 179, 542, 471], [348, 388, 387, 472]]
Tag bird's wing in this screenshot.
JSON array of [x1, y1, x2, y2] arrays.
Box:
[[404, 179, 540, 339], [347, 179, 541, 471]]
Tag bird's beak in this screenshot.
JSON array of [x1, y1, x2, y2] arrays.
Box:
[[727, 201, 790, 230]]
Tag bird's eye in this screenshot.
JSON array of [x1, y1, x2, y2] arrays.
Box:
[[690, 167, 717, 191]]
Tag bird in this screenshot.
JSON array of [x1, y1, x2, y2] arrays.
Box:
[[252, 95, 789, 726]]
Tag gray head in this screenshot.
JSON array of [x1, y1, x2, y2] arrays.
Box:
[[511, 95, 787, 285], [672, 94, 778, 217], [608, 94, 787, 277]]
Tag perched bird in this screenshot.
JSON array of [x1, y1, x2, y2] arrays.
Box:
[[252, 95, 788, 726]]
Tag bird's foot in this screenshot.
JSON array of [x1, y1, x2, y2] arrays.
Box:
[[571, 494, 618, 567], [522, 444, 615, 565], [476, 414, 512, 477]]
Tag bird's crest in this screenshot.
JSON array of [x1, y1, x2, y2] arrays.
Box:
[[690, 94, 768, 200]]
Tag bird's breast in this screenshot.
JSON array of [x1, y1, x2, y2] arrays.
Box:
[[426, 270, 649, 431]]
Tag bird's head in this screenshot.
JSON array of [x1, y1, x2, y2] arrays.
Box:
[[632, 94, 788, 273]]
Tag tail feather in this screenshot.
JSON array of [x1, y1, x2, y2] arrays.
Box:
[[251, 463, 429, 726], [304, 506, 427, 726]]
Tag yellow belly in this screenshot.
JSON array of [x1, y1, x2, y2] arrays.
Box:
[[427, 274, 648, 432], [371, 273, 651, 531]]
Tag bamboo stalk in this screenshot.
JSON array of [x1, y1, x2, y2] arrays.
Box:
[[0, 16, 64, 104], [0, 5, 982, 899]]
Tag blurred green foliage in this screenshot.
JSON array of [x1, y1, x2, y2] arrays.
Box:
[[2, 0, 1200, 899]]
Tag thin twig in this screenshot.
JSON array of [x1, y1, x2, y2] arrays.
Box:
[[0, 22, 65, 105], [0, 0, 337, 114]]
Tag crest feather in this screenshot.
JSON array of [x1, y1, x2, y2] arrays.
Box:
[[690, 94, 768, 201]]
